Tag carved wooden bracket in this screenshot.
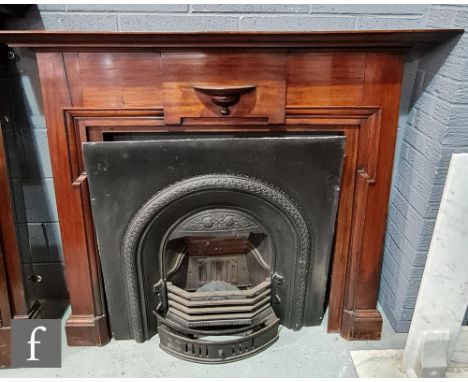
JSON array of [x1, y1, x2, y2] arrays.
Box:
[[193, 85, 256, 115]]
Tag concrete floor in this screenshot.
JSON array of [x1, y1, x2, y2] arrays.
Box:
[[2, 308, 407, 378]]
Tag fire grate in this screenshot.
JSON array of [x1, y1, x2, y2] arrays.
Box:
[[158, 244, 279, 362], [157, 312, 280, 363]]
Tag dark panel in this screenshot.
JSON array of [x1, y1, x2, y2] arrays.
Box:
[[84, 135, 344, 339]]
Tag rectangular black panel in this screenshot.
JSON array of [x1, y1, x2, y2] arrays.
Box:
[[83, 135, 345, 340]]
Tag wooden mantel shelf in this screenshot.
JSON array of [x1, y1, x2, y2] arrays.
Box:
[[0, 29, 463, 50]]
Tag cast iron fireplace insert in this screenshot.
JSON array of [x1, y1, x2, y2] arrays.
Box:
[[83, 134, 344, 363]]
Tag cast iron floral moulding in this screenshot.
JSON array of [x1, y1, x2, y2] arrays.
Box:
[[121, 174, 311, 342]]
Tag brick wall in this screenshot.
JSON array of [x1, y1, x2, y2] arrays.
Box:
[[4, 4, 467, 328], [2, 47, 67, 308], [9, 4, 429, 31], [379, 5, 468, 330]]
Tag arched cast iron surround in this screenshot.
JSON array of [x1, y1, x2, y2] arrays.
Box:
[[120, 174, 312, 342]]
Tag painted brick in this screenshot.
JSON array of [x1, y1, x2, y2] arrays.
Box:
[[119, 14, 239, 32], [379, 286, 411, 332], [379, 275, 418, 316], [3, 128, 22, 179], [426, 7, 458, 27], [389, 200, 436, 251], [37, 4, 66, 11], [443, 128, 468, 147], [425, 75, 459, 103], [384, 235, 425, 278], [192, 4, 309, 13], [393, 171, 441, 218], [419, 42, 468, 82], [399, 142, 441, 180], [239, 16, 356, 31], [41, 13, 118, 31], [400, 141, 440, 187], [412, 90, 436, 115], [309, 5, 427, 15], [396, 157, 435, 201], [453, 81, 468, 103], [394, 320, 412, 333], [26, 115, 46, 130], [407, 109, 447, 143], [355, 16, 426, 30], [4, 129, 52, 179], [392, 180, 434, 220], [382, 255, 422, 300], [403, 127, 442, 167], [385, 220, 428, 266], [66, 5, 189, 12], [11, 75, 44, 126], [446, 35, 468, 60], [12, 178, 58, 223], [454, 8, 468, 28], [16, 223, 31, 264], [379, 278, 413, 332], [446, 104, 468, 126], [396, 307, 415, 322], [380, 278, 419, 324], [18, 222, 63, 263], [435, 56, 468, 82], [379, 276, 395, 308], [385, 291, 416, 317], [380, 274, 403, 309]]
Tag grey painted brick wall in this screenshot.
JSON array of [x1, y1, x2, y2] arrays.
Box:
[[379, 5, 468, 330], [4, 4, 468, 328], [2, 46, 67, 306]]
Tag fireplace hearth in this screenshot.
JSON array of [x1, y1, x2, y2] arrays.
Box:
[[84, 135, 344, 362]]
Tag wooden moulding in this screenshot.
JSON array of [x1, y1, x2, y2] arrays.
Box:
[[0, 30, 462, 348], [0, 29, 463, 50]]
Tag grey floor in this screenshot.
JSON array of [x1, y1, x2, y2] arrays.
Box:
[[2, 307, 407, 378]]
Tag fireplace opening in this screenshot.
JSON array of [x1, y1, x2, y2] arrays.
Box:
[[155, 208, 279, 362], [83, 135, 345, 363]]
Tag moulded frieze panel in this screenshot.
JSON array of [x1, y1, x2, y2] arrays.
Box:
[[63, 52, 164, 108], [162, 52, 287, 124], [286, 52, 366, 106]]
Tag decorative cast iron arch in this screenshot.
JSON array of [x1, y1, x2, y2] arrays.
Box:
[[121, 174, 311, 342]]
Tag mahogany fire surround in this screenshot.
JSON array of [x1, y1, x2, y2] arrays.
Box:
[[0, 30, 463, 358]]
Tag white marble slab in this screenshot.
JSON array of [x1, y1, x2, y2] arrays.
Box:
[[351, 329, 468, 378], [402, 153, 468, 376], [351, 153, 468, 378]]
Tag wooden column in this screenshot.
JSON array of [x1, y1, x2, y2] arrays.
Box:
[[36, 52, 110, 346]]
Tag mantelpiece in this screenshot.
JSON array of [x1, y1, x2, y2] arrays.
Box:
[[0, 30, 462, 358]]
